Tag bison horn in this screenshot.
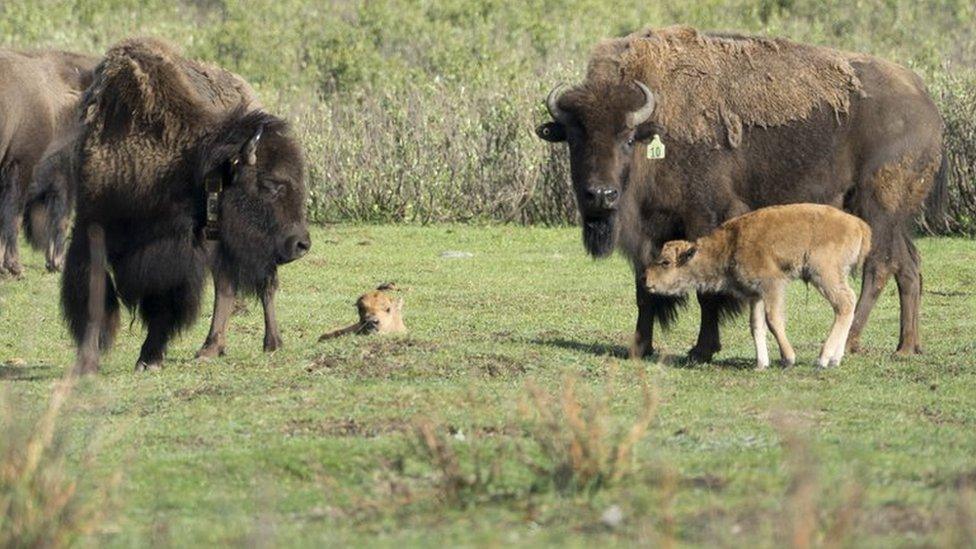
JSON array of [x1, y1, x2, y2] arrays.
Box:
[[626, 81, 656, 128], [545, 83, 570, 124], [243, 125, 264, 166]]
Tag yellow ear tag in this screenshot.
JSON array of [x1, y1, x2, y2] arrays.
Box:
[[646, 134, 666, 160]]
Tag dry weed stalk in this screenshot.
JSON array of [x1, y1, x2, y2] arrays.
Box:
[[521, 370, 659, 494], [1, 373, 116, 547]]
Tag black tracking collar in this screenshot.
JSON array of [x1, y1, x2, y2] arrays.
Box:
[[204, 166, 232, 241]]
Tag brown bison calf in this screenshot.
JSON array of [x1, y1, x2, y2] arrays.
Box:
[[644, 204, 871, 369], [318, 284, 406, 340]]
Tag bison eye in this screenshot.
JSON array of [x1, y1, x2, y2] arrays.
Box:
[[626, 136, 636, 147], [659, 259, 672, 267]]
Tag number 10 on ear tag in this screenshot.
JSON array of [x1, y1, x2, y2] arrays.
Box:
[[646, 135, 666, 160]]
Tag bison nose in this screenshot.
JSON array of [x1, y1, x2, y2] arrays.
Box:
[[280, 231, 311, 263], [584, 187, 620, 210], [364, 318, 379, 331]]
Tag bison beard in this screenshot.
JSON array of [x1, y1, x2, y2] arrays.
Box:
[[582, 214, 617, 258]]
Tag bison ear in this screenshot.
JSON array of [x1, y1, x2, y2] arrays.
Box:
[[241, 126, 263, 166], [677, 245, 698, 265], [536, 122, 566, 143], [634, 122, 659, 143]]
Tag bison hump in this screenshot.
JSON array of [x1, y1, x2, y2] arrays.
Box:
[[584, 25, 865, 145], [82, 37, 256, 143]]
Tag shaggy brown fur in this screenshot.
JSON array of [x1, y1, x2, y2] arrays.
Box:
[[318, 284, 406, 340], [66, 37, 309, 373], [0, 48, 97, 276], [537, 26, 944, 362], [79, 37, 258, 197], [645, 204, 870, 369], [578, 26, 862, 146]]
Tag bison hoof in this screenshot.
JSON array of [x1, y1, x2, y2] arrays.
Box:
[[264, 336, 283, 353], [3, 262, 23, 278], [686, 346, 718, 364], [893, 344, 922, 357], [815, 358, 838, 369], [780, 357, 796, 368], [74, 359, 99, 376], [134, 360, 163, 372], [195, 345, 225, 360]]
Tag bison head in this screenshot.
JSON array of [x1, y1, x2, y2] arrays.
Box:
[[198, 109, 310, 290], [536, 81, 657, 257]]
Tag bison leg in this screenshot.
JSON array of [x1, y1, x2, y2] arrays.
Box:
[[61, 221, 121, 356], [750, 298, 770, 370], [892, 231, 923, 356], [630, 276, 656, 359], [847, 255, 891, 354], [74, 225, 108, 375], [45, 177, 73, 272], [196, 271, 235, 359], [135, 291, 186, 372], [763, 283, 796, 367], [0, 163, 23, 277], [815, 274, 857, 369], [261, 274, 282, 352], [688, 293, 740, 362]]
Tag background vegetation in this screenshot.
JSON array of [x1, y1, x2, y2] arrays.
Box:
[[2, 0, 975, 231]]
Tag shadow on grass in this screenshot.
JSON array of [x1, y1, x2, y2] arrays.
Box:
[[0, 363, 63, 381], [529, 337, 629, 359]]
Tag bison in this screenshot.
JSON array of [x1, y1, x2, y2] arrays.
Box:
[[0, 48, 97, 276], [64, 38, 310, 373], [644, 204, 872, 370], [536, 26, 945, 361]]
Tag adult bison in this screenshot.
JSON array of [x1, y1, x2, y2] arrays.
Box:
[[64, 38, 310, 373], [0, 48, 97, 276], [536, 27, 945, 361]]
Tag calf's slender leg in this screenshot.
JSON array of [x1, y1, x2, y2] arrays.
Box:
[[763, 284, 795, 367], [196, 272, 235, 359], [750, 297, 769, 370], [816, 274, 857, 368]]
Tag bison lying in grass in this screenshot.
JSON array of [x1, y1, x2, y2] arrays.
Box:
[[645, 204, 871, 369], [65, 38, 310, 374]]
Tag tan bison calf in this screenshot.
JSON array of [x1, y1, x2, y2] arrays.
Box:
[[644, 204, 871, 369]]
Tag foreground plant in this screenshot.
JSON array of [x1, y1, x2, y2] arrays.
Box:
[[0, 375, 114, 547], [520, 371, 659, 495]]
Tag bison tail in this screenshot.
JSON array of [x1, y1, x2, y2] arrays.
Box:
[[923, 148, 949, 233], [62, 223, 120, 354]]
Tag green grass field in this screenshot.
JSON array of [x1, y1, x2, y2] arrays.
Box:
[[1, 225, 974, 546]]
